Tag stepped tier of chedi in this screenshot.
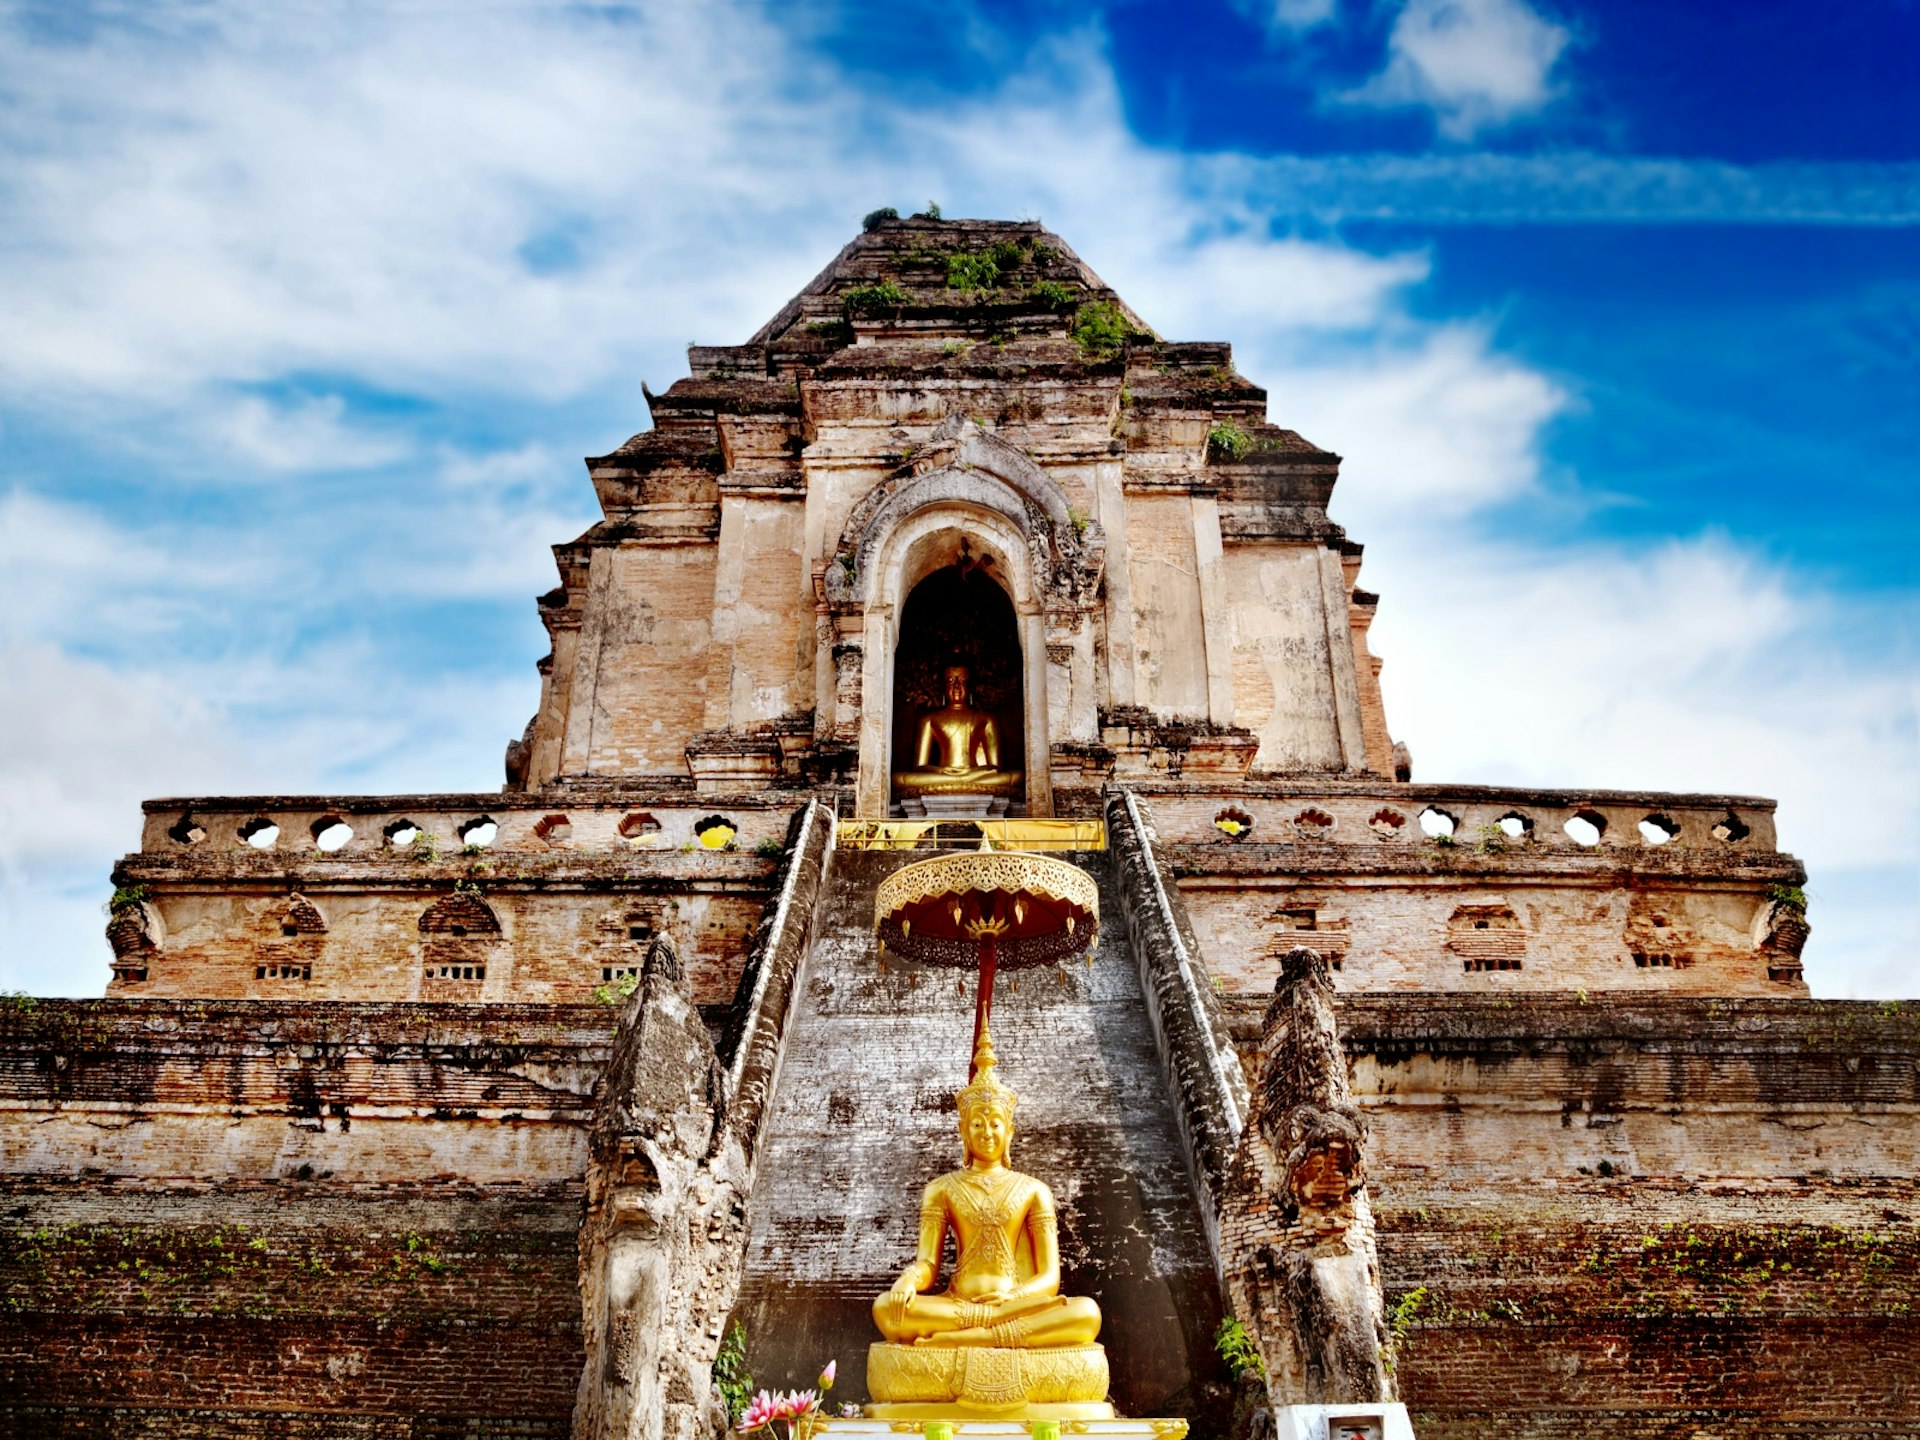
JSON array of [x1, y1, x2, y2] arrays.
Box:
[[3, 215, 1912, 1440]]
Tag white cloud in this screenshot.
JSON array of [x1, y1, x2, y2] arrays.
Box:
[[1359, 531, 1920, 996], [1240, 0, 1341, 31], [1343, 0, 1570, 139], [0, 2, 1909, 1002], [206, 394, 413, 473]]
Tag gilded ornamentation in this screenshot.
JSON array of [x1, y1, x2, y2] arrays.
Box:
[[867, 1034, 1109, 1414], [893, 665, 1023, 799]]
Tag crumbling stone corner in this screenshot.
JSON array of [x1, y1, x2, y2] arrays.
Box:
[[573, 937, 747, 1440], [1220, 947, 1394, 1409]]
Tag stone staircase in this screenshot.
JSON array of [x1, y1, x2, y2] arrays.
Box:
[[730, 842, 1234, 1428]]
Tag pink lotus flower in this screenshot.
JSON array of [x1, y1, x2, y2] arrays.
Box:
[[777, 1390, 818, 1420], [738, 1391, 779, 1433], [818, 1361, 837, 1391]]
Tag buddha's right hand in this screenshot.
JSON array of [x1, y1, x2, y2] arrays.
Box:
[[882, 1277, 918, 1329]]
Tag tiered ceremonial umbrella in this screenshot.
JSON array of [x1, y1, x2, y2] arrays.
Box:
[[874, 850, 1100, 1077]]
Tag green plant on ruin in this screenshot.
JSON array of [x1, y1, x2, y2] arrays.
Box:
[[1205, 421, 1252, 462], [947, 250, 1002, 291], [594, 971, 641, 1007], [1028, 279, 1077, 313], [843, 281, 908, 318], [1066, 505, 1091, 540], [941, 339, 967, 357], [408, 830, 440, 863], [917, 201, 942, 219], [1212, 1316, 1265, 1382], [1, 991, 38, 1016], [1382, 1285, 1429, 1375], [104, 884, 151, 917], [1766, 883, 1809, 913], [861, 206, 899, 232], [754, 837, 786, 860], [452, 876, 485, 896], [988, 238, 1027, 270], [1070, 301, 1130, 363], [713, 1320, 755, 1423], [804, 318, 854, 343], [1475, 823, 1511, 855]]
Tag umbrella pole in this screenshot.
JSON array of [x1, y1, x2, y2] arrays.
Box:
[[969, 934, 998, 1080]]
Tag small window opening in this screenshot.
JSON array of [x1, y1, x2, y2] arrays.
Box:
[[427, 964, 486, 982], [1712, 814, 1751, 844], [1367, 808, 1406, 838], [238, 817, 280, 850], [458, 815, 498, 848], [1564, 810, 1606, 847], [1418, 806, 1457, 839], [311, 816, 353, 852], [618, 812, 662, 842], [1639, 814, 1679, 846]]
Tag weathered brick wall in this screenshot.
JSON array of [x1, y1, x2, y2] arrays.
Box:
[[0, 1000, 611, 1438], [111, 800, 788, 1005], [1308, 996, 1920, 1437], [1153, 784, 1808, 998]]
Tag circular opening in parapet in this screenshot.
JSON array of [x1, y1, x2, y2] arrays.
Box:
[[238, 817, 280, 850], [311, 816, 353, 852], [384, 819, 422, 849], [1213, 806, 1254, 840], [1292, 807, 1335, 835], [1638, 813, 1679, 846], [1368, 807, 1406, 839], [168, 813, 207, 846], [1564, 810, 1606, 847], [694, 814, 737, 850], [1496, 812, 1532, 840], [617, 812, 662, 845], [1712, 814, 1751, 844], [1418, 806, 1457, 839], [458, 816, 498, 848]]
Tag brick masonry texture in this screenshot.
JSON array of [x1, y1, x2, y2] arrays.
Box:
[[0, 999, 612, 1436]]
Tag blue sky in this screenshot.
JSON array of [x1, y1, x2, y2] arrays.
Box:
[[0, 0, 1914, 996]]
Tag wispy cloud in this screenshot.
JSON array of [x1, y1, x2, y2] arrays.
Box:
[[1341, 0, 1571, 139], [1209, 152, 1920, 225], [0, 1, 1910, 999]]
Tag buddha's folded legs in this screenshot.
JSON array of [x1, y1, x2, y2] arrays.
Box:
[[885, 1293, 1101, 1349]]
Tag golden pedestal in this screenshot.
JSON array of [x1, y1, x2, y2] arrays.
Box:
[[865, 1342, 1113, 1419]]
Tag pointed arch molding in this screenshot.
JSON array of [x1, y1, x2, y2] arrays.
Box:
[[829, 420, 1107, 817], [825, 420, 1105, 612]]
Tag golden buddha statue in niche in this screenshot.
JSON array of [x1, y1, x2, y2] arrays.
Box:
[[893, 665, 1023, 801], [866, 1034, 1109, 1417]]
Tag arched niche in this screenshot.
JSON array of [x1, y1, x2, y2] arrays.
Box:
[[853, 505, 1052, 817], [889, 557, 1025, 814]]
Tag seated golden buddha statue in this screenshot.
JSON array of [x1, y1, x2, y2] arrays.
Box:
[[866, 1034, 1109, 1418], [893, 665, 1023, 800]]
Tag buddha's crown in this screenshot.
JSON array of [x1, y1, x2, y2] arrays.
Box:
[[956, 1030, 1018, 1123]]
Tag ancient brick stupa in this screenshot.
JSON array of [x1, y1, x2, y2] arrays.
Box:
[[5, 215, 1912, 1440]]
